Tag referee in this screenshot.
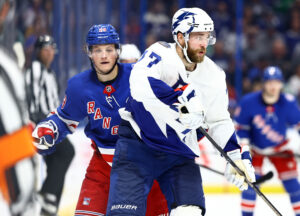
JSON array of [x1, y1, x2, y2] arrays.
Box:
[[25, 35, 75, 216]]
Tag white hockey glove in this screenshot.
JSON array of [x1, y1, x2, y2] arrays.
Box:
[[224, 145, 256, 191], [177, 94, 207, 130], [32, 120, 58, 155]]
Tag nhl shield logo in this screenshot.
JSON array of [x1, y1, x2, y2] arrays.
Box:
[[103, 85, 116, 97]]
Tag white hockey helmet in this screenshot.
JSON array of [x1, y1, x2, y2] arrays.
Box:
[[172, 7, 215, 45], [119, 44, 141, 62], [172, 8, 216, 63]]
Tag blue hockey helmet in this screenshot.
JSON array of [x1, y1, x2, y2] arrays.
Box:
[[263, 66, 283, 82], [86, 24, 120, 48]]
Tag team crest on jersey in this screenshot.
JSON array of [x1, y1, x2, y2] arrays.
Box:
[[103, 85, 120, 108], [61, 95, 67, 109], [266, 106, 275, 113], [265, 105, 278, 122], [103, 85, 116, 97]]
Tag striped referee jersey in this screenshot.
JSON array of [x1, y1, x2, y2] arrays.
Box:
[[25, 60, 60, 123], [0, 47, 27, 135]]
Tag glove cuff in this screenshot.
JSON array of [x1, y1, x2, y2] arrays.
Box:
[[241, 144, 252, 162], [227, 149, 241, 161]]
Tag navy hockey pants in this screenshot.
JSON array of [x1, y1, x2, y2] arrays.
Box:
[[106, 120, 206, 216]]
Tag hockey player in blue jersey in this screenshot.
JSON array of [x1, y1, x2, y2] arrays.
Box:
[[106, 7, 256, 216], [32, 24, 168, 216], [235, 66, 300, 216]]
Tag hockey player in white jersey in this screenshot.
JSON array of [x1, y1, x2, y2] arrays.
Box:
[[106, 7, 256, 216]]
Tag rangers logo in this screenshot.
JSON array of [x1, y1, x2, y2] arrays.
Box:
[[99, 27, 107, 32], [83, 197, 91, 205]]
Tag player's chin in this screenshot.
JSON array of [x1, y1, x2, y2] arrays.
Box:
[[97, 65, 114, 74], [190, 55, 204, 63]]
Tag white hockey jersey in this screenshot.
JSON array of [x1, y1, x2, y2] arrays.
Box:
[[120, 41, 237, 158]]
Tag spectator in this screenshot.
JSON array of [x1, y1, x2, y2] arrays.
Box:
[[211, 1, 231, 35], [144, 0, 170, 41], [285, 10, 300, 55], [243, 25, 265, 68], [267, 38, 292, 79]]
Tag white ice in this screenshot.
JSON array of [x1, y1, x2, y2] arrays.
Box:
[[54, 128, 298, 216]]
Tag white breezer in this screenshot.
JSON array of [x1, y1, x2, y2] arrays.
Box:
[[170, 205, 203, 216]]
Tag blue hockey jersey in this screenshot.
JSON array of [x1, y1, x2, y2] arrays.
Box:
[[234, 91, 300, 153], [47, 63, 132, 158]]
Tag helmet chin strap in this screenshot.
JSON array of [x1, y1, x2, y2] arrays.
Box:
[[183, 40, 193, 63], [176, 34, 193, 64]]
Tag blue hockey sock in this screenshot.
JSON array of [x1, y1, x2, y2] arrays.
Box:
[[241, 186, 256, 216], [282, 178, 300, 215]]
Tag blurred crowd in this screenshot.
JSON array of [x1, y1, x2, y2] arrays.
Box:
[[11, 0, 300, 105]]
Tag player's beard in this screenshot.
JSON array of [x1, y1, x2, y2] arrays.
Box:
[[187, 46, 206, 63]]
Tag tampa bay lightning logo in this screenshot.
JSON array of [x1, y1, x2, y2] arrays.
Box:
[[172, 74, 188, 89], [172, 11, 196, 34]]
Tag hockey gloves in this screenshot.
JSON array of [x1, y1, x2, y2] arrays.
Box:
[[177, 94, 207, 130], [224, 145, 256, 191], [32, 120, 58, 155]]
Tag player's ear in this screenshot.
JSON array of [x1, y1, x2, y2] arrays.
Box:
[[177, 32, 185, 47], [115, 44, 121, 57], [116, 47, 120, 56], [84, 45, 92, 58]]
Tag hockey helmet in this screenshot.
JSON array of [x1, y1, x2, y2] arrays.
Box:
[[35, 35, 57, 50], [263, 66, 283, 82], [119, 44, 141, 61], [86, 24, 120, 48], [172, 8, 216, 45]]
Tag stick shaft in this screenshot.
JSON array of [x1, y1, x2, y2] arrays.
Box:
[[198, 164, 273, 185], [199, 127, 282, 216]]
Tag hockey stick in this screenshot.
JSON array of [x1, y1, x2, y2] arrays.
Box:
[[198, 164, 224, 176], [198, 150, 300, 159], [198, 164, 274, 185], [269, 152, 300, 159], [198, 127, 282, 216]]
